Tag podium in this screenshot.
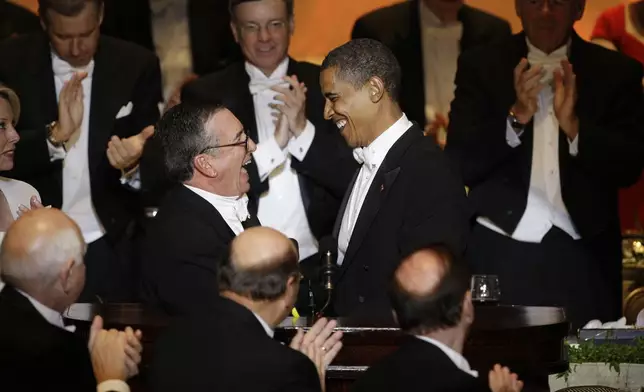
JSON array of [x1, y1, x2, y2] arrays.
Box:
[[66, 304, 569, 392]]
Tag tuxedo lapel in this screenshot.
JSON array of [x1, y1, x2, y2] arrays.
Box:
[[338, 126, 421, 274]]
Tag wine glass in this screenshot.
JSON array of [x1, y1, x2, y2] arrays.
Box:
[[471, 275, 500, 305]]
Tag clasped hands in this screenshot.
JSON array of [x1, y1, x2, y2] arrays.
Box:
[[88, 315, 143, 383], [512, 58, 579, 141], [269, 75, 308, 149]]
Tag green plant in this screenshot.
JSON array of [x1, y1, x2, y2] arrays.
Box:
[[557, 337, 644, 380]]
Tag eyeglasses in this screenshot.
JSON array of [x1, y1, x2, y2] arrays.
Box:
[[238, 20, 287, 36], [199, 129, 249, 155], [524, 0, 572, 6]]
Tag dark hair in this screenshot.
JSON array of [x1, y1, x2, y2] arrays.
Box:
[[229, 0, 294, 20], [321, 38, 401, 102], [218, 242, 300, 301], [155, 102, 225, 183], [389, 246, 470, 335], [39, 0, 103, 22]]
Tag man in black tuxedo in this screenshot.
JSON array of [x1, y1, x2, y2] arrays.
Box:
[[0, 0, 41, 41], [0, 0, 163, 302], [141, 101, 260, 316], [445, 0, 644, 329], [176, 0, 348, 313], [0, 208, 141, 392], [150, 226, 343, 392], [289, 38, 470, 318], [352, 246, 523, 392], [352, 0, 511, 135]]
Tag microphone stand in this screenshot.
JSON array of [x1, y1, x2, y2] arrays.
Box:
[[315, 250, 334, 320]]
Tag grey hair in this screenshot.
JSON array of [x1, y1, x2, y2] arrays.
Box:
[[0, 227, 86, 286]]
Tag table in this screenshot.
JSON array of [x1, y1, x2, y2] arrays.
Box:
[[65, 304, 569, 392]]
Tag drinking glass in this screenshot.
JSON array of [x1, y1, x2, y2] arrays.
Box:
[[471, 275, 500, 305]]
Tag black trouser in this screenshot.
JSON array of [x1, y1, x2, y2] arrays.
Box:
[[465, 223, 621, 332], [79, 234, 137, 303]]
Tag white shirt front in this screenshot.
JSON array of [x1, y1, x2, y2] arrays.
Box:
[[245, 58, 318, 261], [477, 39, 580, 242], [50, 52, 105, 244], [184, 184, 250, 235], [150, 0, 193, 101], [337, 114, 413, 265], [415, 335, 478, 378], [419, 1, 462, 124]]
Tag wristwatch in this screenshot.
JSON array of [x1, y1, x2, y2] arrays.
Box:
[[46, 121, 66, 149], [508, 110, 527, 133]]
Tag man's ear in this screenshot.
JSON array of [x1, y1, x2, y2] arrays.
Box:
[[193, 155, 218, 178], [230, 21, 240, 44], [367, 76, 385, 103], [59, 259, 76, 294], [98, 2, 104, 25]]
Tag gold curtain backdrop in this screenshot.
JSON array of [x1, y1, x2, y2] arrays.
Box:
[[10, 0, 626, 64]]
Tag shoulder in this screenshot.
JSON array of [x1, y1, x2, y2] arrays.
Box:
[[457, 33, 517, 69], [356, 1, 410, 28], [0, 177, 40, 204], [577, 37, 643, 78], [183, 62, 246, 101], [462, 5, 511, 31], [597, 3, 626, 22], [98, 35, 158, 66], [292, 60, 321, 81]]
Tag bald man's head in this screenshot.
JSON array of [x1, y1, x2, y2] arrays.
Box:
[[0, 208, 86, 308], [218, 227, 299, 301], [389, 246, 470, 335]]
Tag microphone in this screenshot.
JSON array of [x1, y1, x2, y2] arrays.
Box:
[[317, 236, 337, 317]]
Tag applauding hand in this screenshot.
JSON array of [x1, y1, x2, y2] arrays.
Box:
[[553, 59, 579, 141], [107, 126, 155, 171], [270, 75, 308, 137]]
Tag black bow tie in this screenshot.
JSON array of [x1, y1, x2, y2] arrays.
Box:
[[241, 215, 261, 229]]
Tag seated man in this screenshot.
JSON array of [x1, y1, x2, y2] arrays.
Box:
[[150, 226, 343, 392], [141, 101, 258, 316], [0, 208, 142, 391], [352, 246, 523, 392]]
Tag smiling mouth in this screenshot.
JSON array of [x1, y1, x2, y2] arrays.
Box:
[[335, 119, 347, 131]]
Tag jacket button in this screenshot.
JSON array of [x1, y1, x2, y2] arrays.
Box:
[[358, 296, 365, 303], [363, 265, 369, 271], [506, 210, 513, 215]]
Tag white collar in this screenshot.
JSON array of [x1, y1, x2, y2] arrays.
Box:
[[50, 50, 96, 77], [183, 184, 250, 222], [252, 312, 275, 338], [419, 0, 461, 28], [525, 38, 570, 61], [415, 335, 478, 378], [245, 57, 290, 82], [356, 113, 412, 168], [15, 288, 75, 333]]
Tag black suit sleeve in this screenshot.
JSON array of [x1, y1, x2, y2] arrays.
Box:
[[280, 353, 323, 392], [128, 53, 163, 137], [445, 52, 522, 187], [290, 128, 358, 200]]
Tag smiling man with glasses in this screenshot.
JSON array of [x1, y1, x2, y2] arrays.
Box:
[[446, 0, 644, 333], [140, 101, 263, 316]]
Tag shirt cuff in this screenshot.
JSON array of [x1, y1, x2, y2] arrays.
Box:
[[120, 166, 141, 190], [47, 139, 67, 162], [287, 120, 315, 161], [97, 379, 130, 392], [568, 134, 579, 156], [252, 137, 288, 181], [505, 121, 523, 148]]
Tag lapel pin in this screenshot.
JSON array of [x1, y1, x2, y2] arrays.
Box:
[[380, 184, 385, 192]]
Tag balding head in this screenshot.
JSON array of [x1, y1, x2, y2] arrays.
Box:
[[0, 208, 86, 311], [389, 246, 471, 335]]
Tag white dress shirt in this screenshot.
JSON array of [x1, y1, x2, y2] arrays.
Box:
[[415, 335, 478, 378], [419, 2, 462, 124], [477, 39, 580, 243], [49, 52, 106, 244], [184, 184, 250, 235], [150, 0, 193, 101], [14, 289, 130, 392], [252, 312, 275, 338], [245, 58, 319, 261], [337, 114, 413, 265]]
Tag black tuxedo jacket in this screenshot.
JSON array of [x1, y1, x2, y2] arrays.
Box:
[[101, 0, 242, 75], [0, 0, 40, 41], [141, 185, 236, 316], [0, 285, 97, 391], [0, 32, 163, 240], [352, 336, 487, 392], [149, 296, 321, 392], [291, 124, 471, 317], [180, 59, 344, 240], [445, 32, 644, 240], [352, 1, 512, 127]]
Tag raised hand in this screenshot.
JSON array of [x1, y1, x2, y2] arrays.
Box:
[[553, 59, 579, 140], [512, 58, 545, 126], [56, 71, 87, 143], [107, 126, 155, 171], [270, 75, 308, 137], [489, 364, 524, 392], [17, 195, 45, 217]]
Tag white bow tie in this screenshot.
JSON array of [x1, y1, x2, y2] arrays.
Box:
[[248, 78, 288, 95], [353, 147, 376, 169], [527, 46, 568, 85], [233, 195, 251, 222], [52, 54, 94, 78]]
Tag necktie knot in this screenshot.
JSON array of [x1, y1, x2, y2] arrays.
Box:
[[353, 147, 376, 170], [233, 196, 251, 222]]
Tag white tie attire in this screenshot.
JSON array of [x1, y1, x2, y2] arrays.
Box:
[[184, 185, 250, 236], [419, 2, 462, 125], [245, 58, 319, 261], [50, 53, 106, 244], [415, 336, 479, 378], [337, 114, 413, 265], [477, 39, 580, 243]]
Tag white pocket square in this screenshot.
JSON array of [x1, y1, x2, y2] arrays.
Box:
[[116, 102, 133, 119]]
